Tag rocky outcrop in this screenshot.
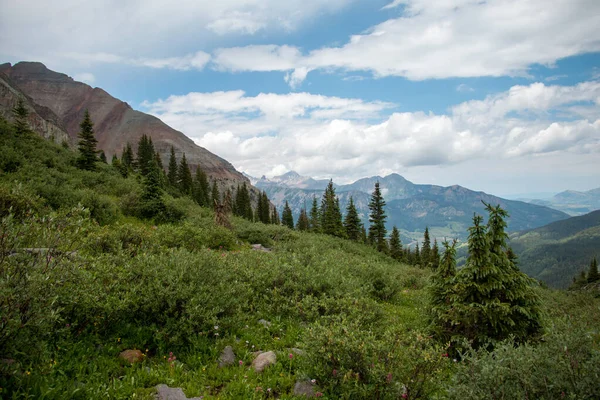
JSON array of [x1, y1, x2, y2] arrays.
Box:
[[251, 351, 276, 372], [0, 62, 249, 187]]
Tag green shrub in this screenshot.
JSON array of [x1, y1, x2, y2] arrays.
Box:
[[0, 183, 42, 218], [79, 189, 119, 225]]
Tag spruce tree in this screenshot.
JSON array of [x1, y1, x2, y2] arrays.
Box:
[[178, 153, 193, 195], [167, 146, 178, 187], [587, 257, 599, 283], [99, 151, 107, 163], [389, 226, 403, 261], [259, 192, 271, 224], [429, 240, 458, 342], [297, 208, 310, 231], [422, 227, 432, 267], [12, 98, 29, 135], [321, 180, 344, 237], [414, 243, 421, 266], [309, 196, 321, 233], [368, 182, 388, 252], [194, 167, 210, 207], [139, 158, 165, 219], [431, 239, 441, 269], [343, 196, 362, 241], [76, 110, 98, 171], [136, 135, 155, 176], [211, 181, 220, 206], [271, 206, 280, 225], [360, 225, 368, 244], [282, 201, 294, 229], [121, 142, 134, 170]]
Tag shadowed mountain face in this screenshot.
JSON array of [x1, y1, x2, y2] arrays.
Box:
[[0, 62, 246, 184], [255, 171, 570, 242], [510, 210, 600, 288]]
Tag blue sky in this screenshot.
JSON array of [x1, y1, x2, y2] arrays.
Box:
[[1, 0, 599, 196]]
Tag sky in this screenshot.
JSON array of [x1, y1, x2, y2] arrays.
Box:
[[1, 0, 600, 197]]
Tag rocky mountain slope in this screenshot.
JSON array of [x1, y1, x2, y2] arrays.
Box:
[[255, 171, 570, 242], [510, 210, 600, 288], [528, 188, 600, 216], [0, 62, 246, 185]]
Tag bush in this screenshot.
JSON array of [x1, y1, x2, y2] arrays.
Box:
[[0, 183, 42, 218], [79, 189, 119, 225]]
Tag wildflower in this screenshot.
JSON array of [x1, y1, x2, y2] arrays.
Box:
[[117, 338, 121, 342], [453, 359, 457, 362], [289, 353, 293, 359], [255, 386, 263, 392], [402, 394, 408, 399], [239, 360, 244, 366], [315, 393, 323, 398], [442, 353, 449, 358], [333, 369, 337, 376], [214, 326, 219, 330], [25, 371, 31, 375], [386, 373, 393, 383], [215, 333, 219, 336], [267, 388, 271, 392], [311, 379, 316, 384]]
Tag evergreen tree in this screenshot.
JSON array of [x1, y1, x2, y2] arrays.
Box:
[[12, 98, 29, 135], [360, 225, 368, 244], [177, 153, 193, 195], [368, 182, 388, 252], [297, 208, 310, 231], [259, 192, 271, 224], [193, 167, 210, 207], [429, 240, 458, 342], [343, 196, 362, 241], [271, 206, 280, 225], [431, 239, 441, 269], [167, 146, 178, 187], [154, 152, 167, 187], [211, 181, 220, 206], [282, 201, 294, 229], [414, 243, 421, 266], [99, 151, 107, 163], [111, 154, 128, 177], [121, 142, 134, 170], [233, 182, 253, 220], [389, 226, 403, 261], [139, 158, 165, 219], [320, 180, 345, 237], [76, 110, 98, 171], [223, 189, 233, 214], [422, 227, 432, 267], [136, 135, 155, 176], [587, 257, 599, 283], [309, 196, 321, 233]]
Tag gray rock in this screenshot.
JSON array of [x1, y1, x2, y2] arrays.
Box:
[[251, 244, 272, 252], [290, 347, 305, 356], [218, 345, 236, 368], [252, 351, 276, 373], [258, 319, 272, 327], [293, 381, 316, 397], [155, 384, 203, 400]]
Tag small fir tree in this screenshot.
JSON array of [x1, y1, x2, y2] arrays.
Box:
[[139, 158, 165, 219], [194, 167, 210, 207], [431, 239, 441, 269], [368, 182, 388, 253], [389, 226, 403, 261], [587, 257, 599, 283], [309, 196, 321, 233], [178, 153, 193, 195], [282, 201, 294, 229], [271, 206, 280, 225], [136, 135, 155, 176], [259, 192, 271, 224], [121, 142, 134, 170], [343, 196, 362, 241], [422, 227, 432, 267], [297, 208, 310, 231], [98, 151, 107, 163], [76, 110, 98, 171], [12, 98, 29, 135], [167, 146, 178, 187], [429, 240, 458, 342], [321, 180, 345, 237]]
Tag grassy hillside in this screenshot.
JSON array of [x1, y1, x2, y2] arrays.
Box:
[[510, 211, 600, 288], [1, 120, 600, 399]]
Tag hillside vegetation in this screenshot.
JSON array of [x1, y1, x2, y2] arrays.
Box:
[[510, 211, 600, 288], [1, 119, 600, 399]]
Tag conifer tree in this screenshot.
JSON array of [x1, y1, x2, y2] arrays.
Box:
[[297, 208, 310, 231], [12, 98, 29, 135], [309, 196, 321, 233], [139, 158, 165, 219], [271, 206, 280, 225], [368, 182, 388, 252], [178, 153, 193, 195], [234, 182, 252, 220], [321, 180, 345, 237], [343, 196, 362, 241], [111, 154, 128, 177], [167, 146, 178, 188], [282, 201, 294, 229], [261, 192, 271, 224], [429, 240, 458, 342], [211, 181, 220, 206], [99, 151, 107, 163], [136, 135, 155, 176], [154, 152, 167, 187], [587, 257, 599, 283], [223, 189, 233, 214], [360, 225, 368, 244], [121, 142, 134, 170], [194, 167, 210, 207], [422, 227, 432, 267], [389, 226, 403, 261], [76, 110, 98, 171], [414, 243, 421, 266], [431, 239, 441, 269]]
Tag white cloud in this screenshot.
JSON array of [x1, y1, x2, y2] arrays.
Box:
[[456, 84, 474, 92], [211, 0, 600, 87], [142, 81, 600, 182], [62, 51, 211, 71], [73, 72, 95, 84]]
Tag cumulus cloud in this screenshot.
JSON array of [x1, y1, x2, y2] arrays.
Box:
[[141, 81, 600, 182], [62, 51, 211, 71], [211, 0, 600, 87], [73, 72, 95, 84]]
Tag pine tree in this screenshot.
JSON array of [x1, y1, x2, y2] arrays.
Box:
[[154, 152, 167, 187], [136, 135, 155, 176], [431, 239, 441, 269], [211, 181, 220, 206], [429, 240, 458, 342], [297, 208, 310, 231], [167, 146, 178, 188], [139, 158, 165, 219], [414, 243, 421, 266], [12, 98, 29, 135], [178, 153, 193, 195], [194, 167, 210, 207], [344, 196, 362, 241], [368, 182, 388, 253], [309, 196, 321, 233], [389, 226, 403, 261], [223, 189, 233, 214], [360, 225, 368, 244], [587, 257, 599, 283], [271, 206, 280, 225], [233, 182, 253, 220], [121, 142, 134, 170], [259, 192, 271, 224], [282, 201, 294, 229], [99, 151, 107, 163], [76, 110, 98, 171], [321, 180, 344, 237], [422, 227, 432, 267]]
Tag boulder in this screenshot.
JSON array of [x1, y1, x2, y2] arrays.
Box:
[[252, 351, 276, 373], [258, 319, 272, 327], [119, 349, 144, 363], [155, 384, 203, 400], [294, 381, 316, 397], [218, 345, 236, 368]]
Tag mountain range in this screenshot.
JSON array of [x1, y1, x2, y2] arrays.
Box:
[[0, 62, 248, 188], [252, 171, 570, 242], [526, 188, 600, 216]]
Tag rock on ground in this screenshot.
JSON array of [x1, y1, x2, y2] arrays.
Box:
[[218, 345, 236, 368], [155, 384, 203, 400], [119, 349, 144, 363], [294, 380, 316, 397], [252, 351, 276, 373]]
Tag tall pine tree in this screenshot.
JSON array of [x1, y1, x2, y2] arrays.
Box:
[[389, 226, 403, 261], [211, 181, 220, 206], [297, 208, 310, 231], [139, 158, 165, 219], [344, 196, 362, 241], [422, 227, 432, 267], [282, 201, 294, 229], [321, 180, 345, 237], [136, 135, 155, 176], [76, 110, 98, 171], [429, 240, 458, 343], [121, 142, 134, 170], [12, 98, 29, 135], [309, 196, 321, 233], [368, 182, 388, 253], [588, 257, 599, 283], [178, 153, 193, 195], [194, 167, 210, 207], [167, 146, 178, 188]]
